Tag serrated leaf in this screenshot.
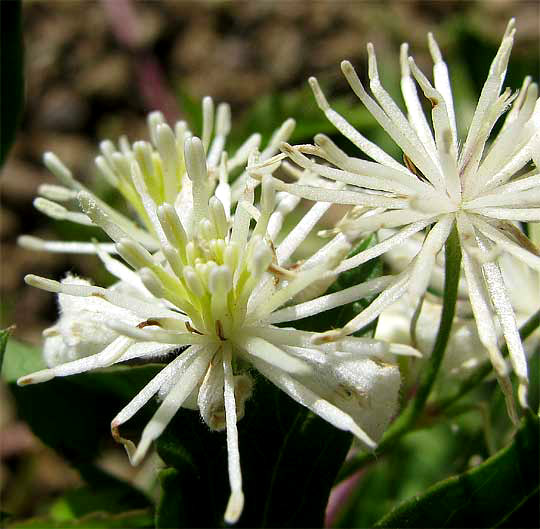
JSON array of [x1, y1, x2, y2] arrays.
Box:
[[156, 376, 352, 528], [7, 509, 153, 529], [374, 412, 540, 528], [0, 0, 24, 167]]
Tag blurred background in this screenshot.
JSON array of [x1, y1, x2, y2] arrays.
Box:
[[1, 0, 538, 523]]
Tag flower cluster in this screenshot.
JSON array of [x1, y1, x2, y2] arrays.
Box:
[[376, 230, 540, 376], [16, 18, 538, 525], [259, 18, 539, 419], [19, 97, 295, 255], [18, 116, 416, 522]]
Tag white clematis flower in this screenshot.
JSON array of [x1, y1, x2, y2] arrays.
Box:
[[42, 274, 134, 367], [18, 97, 295, 255], [377, 229, 540, 374], [18, 137, 415, 524], [267, 19, 539, 416]]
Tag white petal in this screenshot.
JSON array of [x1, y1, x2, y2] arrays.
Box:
[[298, 356, 401, 442], [18, 336, 132, 386], [238, 336, 312, 376], [476, 232, 529, 407], [251, 356, 376, 449], [308, 76, 403, 170], [268, 178, 408, 208], [18, 236, 117, 254], [408, 215, 454, 300], [111, 345, 203, 459], [334, 219, 433, 274], [268, 275, 393, 324], [130, 346, 215, 465], [276, 199, 334, 265], [197, 358, 225, 430], [222, 345, 245, 524], [337, 272, 411, 337]]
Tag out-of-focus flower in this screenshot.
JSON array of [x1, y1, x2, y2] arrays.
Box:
[[376, 232, 539, 376], [18, 97, 295, 255], [267, 19, 539, 416], [18, 137, 416, 524]]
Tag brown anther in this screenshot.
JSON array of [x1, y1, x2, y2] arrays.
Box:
[[269, 239, 277, 261], [137, 319, 161, 329], [91, 293, 106, 300], [313, 330, 342, 344], [110, 421, 136, 456], [319, 334, 337, 344], [428, 96, 439, 108], [185, 321, 203, 335], [287, 260, 304, 271], [268, 263, 297, 279], [110, 421, 122, 443], [215, 320, 225, 341], [497, 221, 540, 256], [403, 153, 429, 184], [372, 357, 397, 369]]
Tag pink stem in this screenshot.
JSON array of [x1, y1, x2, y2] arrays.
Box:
[[325, 464, 364, 527]]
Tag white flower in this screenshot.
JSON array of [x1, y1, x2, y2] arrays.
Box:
[[18, 97, 295, 255], [269, 19, 539, 416], [42, 274, 126, 367], [18, 137, 416, 524]]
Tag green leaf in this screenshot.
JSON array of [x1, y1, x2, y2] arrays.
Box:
[[156, 376, 352, 528], [49, 466, 151, 522], [374, 412, 540, 528], [7, 509, 153, 528], [334, 412, 491, 528], [2, 338, 46, 384], [0, 327, 13, 372], [2, 337, 160, 465], [3, 338, 154, 523], [0, 0, 24, 167]]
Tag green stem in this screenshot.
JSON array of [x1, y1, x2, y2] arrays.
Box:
[[434, 308, 540, 413], [336, 225, 462, 483]]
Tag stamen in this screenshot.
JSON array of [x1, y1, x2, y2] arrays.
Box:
[[156, 123, 181, 203], [38, 184, 77, 202], [201, 96, 214, 152], [116, 238, 155, 270], [185, 137, 210, 226], [95, 155, 120, 187], [157, 203, 188, 250], [139, 267, 165, 298], [147, 111, 165, 146], [43, 152, 77, 187], [185, 321, 203, 335], [33, 198, 93, 225], [183, 266, 206, 297], [215, 320, 225, 340]]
